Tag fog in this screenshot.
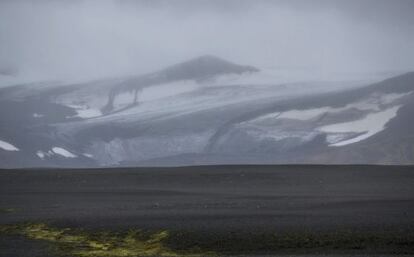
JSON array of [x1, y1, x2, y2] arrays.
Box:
[[1, 0, 413, 81]]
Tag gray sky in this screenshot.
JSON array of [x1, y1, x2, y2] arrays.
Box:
[[0, 0, 413, 80]]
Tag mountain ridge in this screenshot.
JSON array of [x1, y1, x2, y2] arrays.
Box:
[[103, 55, 259, 113], [0, 56, 414, 168]]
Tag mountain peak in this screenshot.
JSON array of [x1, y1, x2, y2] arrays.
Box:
[[155, 55, 259, 82], [187, 54, 232, 64], [103, 55, 259, 112]]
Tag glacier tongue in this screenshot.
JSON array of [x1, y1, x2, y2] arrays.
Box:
[[52, 147, 77, 158], [318, 105, 401, 146], [0, 139, 19, 151]]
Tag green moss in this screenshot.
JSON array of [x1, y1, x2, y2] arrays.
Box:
[[0, 223, 213, 257], [1, 223, 413, 256], [0, 207, 17, 213]]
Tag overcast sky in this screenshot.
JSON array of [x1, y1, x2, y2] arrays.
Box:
[[0, 0, 413, 80]]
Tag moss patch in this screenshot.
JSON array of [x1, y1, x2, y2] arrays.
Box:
[[0, 223, 213, 257], [1, 223, 414, 256], [0, 207, 18, 213]]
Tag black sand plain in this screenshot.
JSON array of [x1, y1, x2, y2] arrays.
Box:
[[1, 165, 414, 256]]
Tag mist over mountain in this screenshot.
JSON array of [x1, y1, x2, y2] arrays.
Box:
[[1, 1, 414, 167], [103, 55, 259, 113], [0, 53, 413, 168], [2, 5, 414, 257], [1, 0, 413, 82]]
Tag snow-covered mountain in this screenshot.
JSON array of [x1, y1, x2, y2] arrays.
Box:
[[0, 55, 413, 168]]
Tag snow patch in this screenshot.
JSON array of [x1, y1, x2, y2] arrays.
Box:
[[67, 104, 102, 119], [52, 147, 77, 158], [75, 108, 102, 119], [0, 139, 19, 151], [36, 151, 46, 159], [318, 105, 401, 146], [33, 113, 44, 118], [36, 150, 58, 159], [244, 126, 319, 143], [255, 92, 411, 122], [278, 107, 333, 121]]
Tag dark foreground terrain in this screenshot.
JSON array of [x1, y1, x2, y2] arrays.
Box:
[[1, 165, 414, 256]]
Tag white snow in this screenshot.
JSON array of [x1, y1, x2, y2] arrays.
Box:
[[249, 112, 282, 123], [36, 151, 45, 159], [36, 150, 58, 159], [253, 92, 411, 123], [0, 139, 19, 151], [33, 113, 44, 118], [278, 107, 333, 120], [52, 147, 77, 158], [318, 105, 401, 146], [93, 81, 342, 125], [239, 91, 408, 148], [244, 126, 319, 143], [75, 108, 102, 119], [67, 104, 102, 119]]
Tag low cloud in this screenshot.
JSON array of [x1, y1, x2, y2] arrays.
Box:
[[0, 0, 413, 81]]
